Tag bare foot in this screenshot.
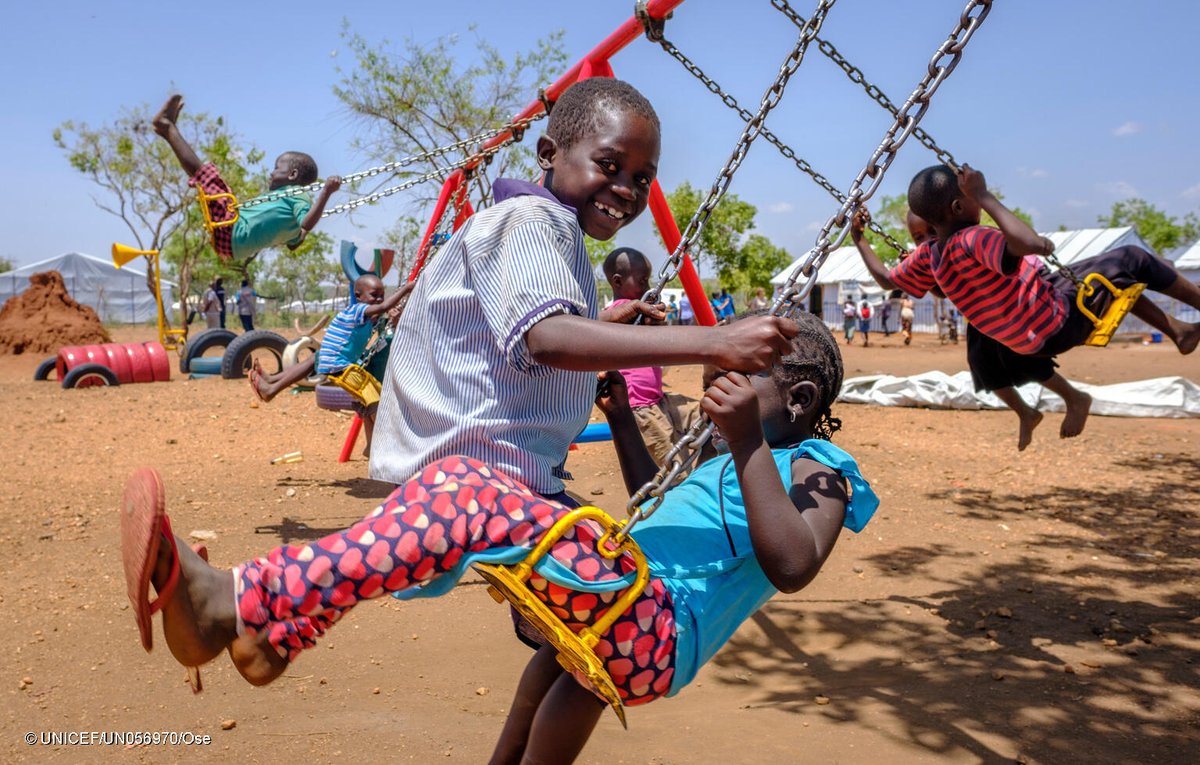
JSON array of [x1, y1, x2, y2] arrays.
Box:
[[1175, 322, 1200, 355], [1016, 409, 1044, 451], [150, 533, 237, 670], [249, 359, 274, 403], [1060, 390, 1093, 439], [152, 94, 184, 137]]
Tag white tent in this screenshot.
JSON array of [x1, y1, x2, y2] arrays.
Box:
[[0, 252, 175, 324], [1168, 240, 1200, 281]]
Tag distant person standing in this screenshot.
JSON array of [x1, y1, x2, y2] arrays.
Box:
[[666, 295, 679, 325], [747, 286, 769, 311], [858, 299, 872, 347], [236, 279, 257, 331], [715, 288, 736, 322], [879, 296, 892, 336], [900, 296, 915, 345], [201, 279, 222, 329], [214, 277, 227, 329], [678, 294, 694, 326], [842, 298, 857, 344]]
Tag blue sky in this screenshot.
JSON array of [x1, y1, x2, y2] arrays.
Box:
[[3, 0, 1198, 274]]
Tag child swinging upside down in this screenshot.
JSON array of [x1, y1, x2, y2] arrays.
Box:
[[120, 311, 877, 764], [153, 94, 342, 261]]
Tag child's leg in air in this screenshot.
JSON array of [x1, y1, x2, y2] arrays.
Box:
[[250, 357, 316, 403], [1042, 373, 1092, 440], [991, 386, 1044, 452], [152, 95, 203, 178], [1131, 295, 1200, 355]]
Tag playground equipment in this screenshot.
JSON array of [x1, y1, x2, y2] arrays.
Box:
[[466, 0, 994, 725], [111, 244, 187, 352], [53, 341, 171, 388]]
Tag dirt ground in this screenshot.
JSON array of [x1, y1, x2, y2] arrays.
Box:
[[2, 325, 1197, 764]]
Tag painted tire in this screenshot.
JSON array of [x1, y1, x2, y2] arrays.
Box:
[[220, 330, 287, 379], [123, 342, 155, 384], [179, 329, 237, 373], [282, 336, 323, 389], [62, 362, 119, 389], [34, 356, 57, 381], [143, 341, 171, 382], [100, 344, 134, 384], [315, 383, 357, 412]]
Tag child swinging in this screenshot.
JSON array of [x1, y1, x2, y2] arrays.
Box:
[[120, 311, 877, 763]]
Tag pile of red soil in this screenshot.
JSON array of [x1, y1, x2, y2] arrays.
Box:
[[0, 271, 110, 355]]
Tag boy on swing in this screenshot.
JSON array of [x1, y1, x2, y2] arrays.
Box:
[[852, 163, 1200, 446], [153, 94, 342, 261]]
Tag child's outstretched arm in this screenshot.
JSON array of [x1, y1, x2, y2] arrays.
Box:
[[361, 281, 415, 320], [594, 370, 659, 494], [703, 373, 847, 593], [526, 314, 798, 375], [849, 208, 901, 292], [958, 165, 1053, 260], [289, 176, 343, 250]]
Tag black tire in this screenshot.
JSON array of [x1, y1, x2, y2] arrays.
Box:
[[34, 356, 57, 381], [315, 383, 357, 412], [180, 328, 237, 373], [221, 330, 288, 379], [62, 362, 119, 389]]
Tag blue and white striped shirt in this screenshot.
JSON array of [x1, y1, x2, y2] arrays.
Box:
[[369, 179, 598, 493], [316, 302, 372, 375]]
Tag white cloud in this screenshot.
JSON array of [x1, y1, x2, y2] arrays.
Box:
[[767, 201, 794, 214], [1182, 183, 1200, 200], [804, 220, 823, 232], [1097, 180, 1137, 197], [1017, 166, 1049, 179], [1112, 121, 1142, 137]]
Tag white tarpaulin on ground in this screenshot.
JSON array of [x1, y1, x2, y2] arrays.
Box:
[[839, 371, 1200, 418], [0, 252, 175, 323]]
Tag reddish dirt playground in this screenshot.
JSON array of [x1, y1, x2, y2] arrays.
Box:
[[1, 325, 1197, 764]]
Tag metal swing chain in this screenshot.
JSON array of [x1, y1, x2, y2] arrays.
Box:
[[237, 113, 546, 212], [772, 0, 961, 170], [622, 0, 993, 543], [619, 0, 839, 539], [773, 0, 993, 318], [357, 180, 468, 368], [637, 7, 909, 255], [320, 113, 546, 217]]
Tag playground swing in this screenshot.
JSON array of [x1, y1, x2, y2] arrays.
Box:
[[473, 0, 993, 727], [193, 113, 546, 244]]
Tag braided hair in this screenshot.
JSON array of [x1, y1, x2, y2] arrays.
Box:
[[739, 309, 844, 440]]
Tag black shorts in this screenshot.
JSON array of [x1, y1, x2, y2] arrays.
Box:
[[967, 324, 1057, 392], [1038, 245, 1176, 356]]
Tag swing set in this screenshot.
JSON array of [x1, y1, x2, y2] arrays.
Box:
[[193, 0, 1141, 725]]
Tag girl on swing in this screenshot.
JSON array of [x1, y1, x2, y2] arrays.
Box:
[[119, 311, 877, 763]]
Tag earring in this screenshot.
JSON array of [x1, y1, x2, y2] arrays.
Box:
[[789, 409, 797, 423]]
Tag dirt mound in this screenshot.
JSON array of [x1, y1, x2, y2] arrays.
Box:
[[0, 270, 110, 355]]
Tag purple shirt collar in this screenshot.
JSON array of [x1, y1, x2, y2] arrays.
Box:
[[491, 178, 576, 215]]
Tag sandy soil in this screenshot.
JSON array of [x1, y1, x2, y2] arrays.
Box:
[[2, 326, 1197, 764]]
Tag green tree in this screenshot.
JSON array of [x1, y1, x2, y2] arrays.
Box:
[[1100, 198, 1200, 252], [333, 25, 567, 212], [0, 256, 14, 274], [54, 104, 265, 325], [654, 182, 757, 280], [726, 234, 790, 296]]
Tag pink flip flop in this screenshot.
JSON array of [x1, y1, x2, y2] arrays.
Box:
[[120, 468, 203, 693]]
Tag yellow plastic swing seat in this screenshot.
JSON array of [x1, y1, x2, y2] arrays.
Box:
[[1077, 272, 1146, 348], [325, 364, 381, 406], [473, 505, 650, 729], [195, 183, 240, 232]]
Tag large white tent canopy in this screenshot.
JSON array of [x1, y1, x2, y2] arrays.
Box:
[[0, 252, 174, 324]]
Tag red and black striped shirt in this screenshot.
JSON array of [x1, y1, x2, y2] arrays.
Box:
[[888, 226, 1067, 354]]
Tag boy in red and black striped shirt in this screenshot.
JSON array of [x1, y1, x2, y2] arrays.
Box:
[[852, 164, 1200, 449]]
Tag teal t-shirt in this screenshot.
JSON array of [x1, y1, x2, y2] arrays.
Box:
[[232, 189, 312, 259], [630, 440, 878, 695]]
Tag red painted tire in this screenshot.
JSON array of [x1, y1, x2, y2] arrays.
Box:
[[100, 343, 134, 384], [81, 344, 107, 367], [123, 342, 155, 384], [142, 342, 171, 383], [56, 346, 90, 379]]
